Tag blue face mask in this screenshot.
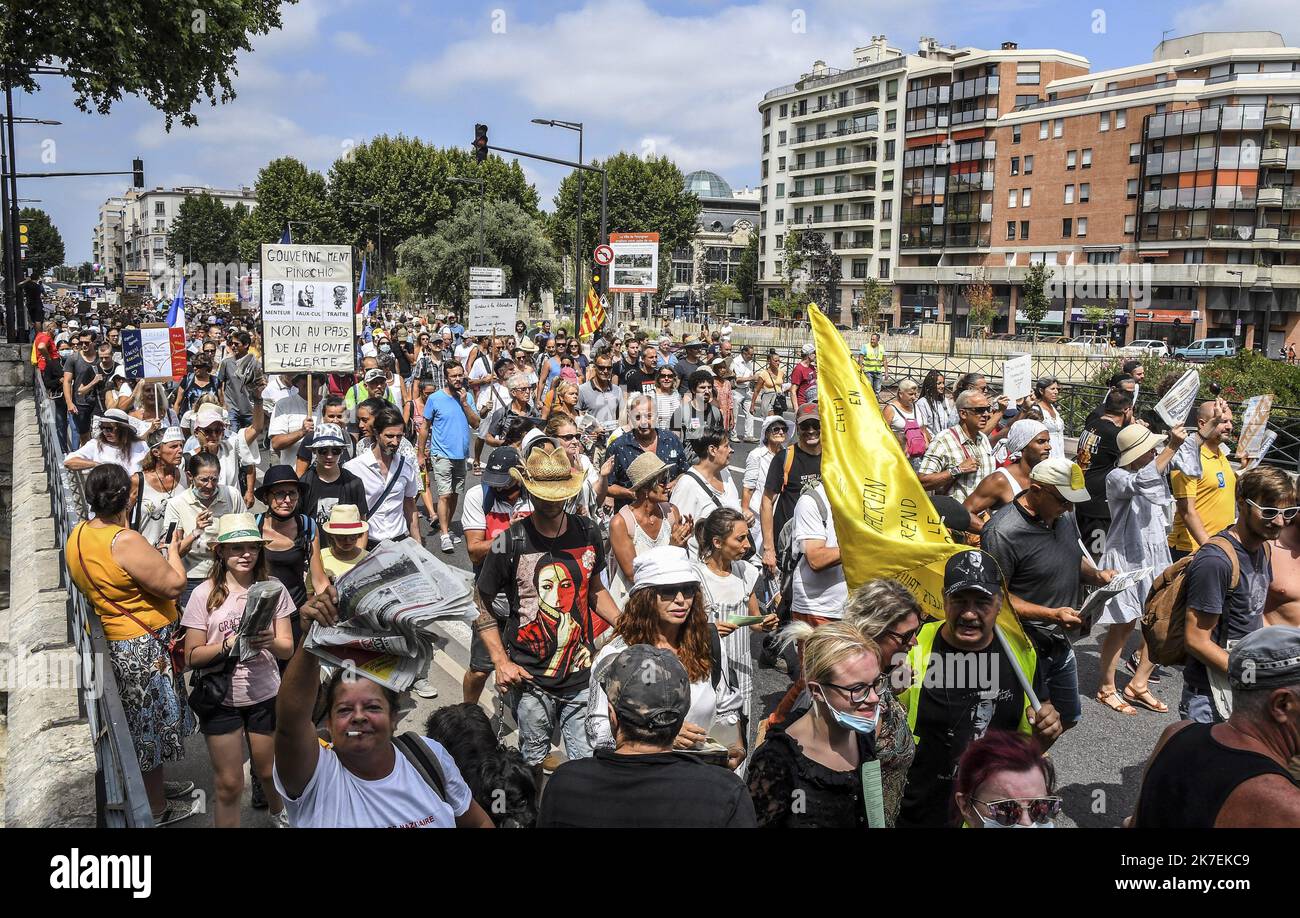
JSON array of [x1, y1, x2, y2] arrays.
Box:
[[815, 687, 878, 735]]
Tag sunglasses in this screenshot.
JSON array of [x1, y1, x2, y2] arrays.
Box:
[[963, 406, 993, 415], [654, 585, 698, 602], [555, 432, 580, 441], [316, 447, 343, 456], [269, 490, 299, 502], [1247, 499, 1300, 523], [975, 796, 1063, 827]]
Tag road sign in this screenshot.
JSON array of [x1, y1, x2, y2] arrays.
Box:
[[468, 266, 504, 296], [593, 244, 614, 266]]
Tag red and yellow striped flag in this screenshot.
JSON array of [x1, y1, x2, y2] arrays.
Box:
[[579, 286, 606, 338]]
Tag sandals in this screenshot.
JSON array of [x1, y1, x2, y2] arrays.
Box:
[[1123, 684, 1169, 713], [1095, 689, 1137, 716], [471, 463, 483, 476]]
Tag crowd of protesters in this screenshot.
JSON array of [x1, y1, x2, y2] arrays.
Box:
[[39, 291, 1300, 830]]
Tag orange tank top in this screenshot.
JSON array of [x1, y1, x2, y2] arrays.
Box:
[[66, 521, 177, 641]]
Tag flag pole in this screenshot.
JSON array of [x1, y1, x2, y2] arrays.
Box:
[[994, 624, 1041, 711]]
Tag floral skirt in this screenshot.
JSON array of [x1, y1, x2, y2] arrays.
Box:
[[107, 623, 196, 772]]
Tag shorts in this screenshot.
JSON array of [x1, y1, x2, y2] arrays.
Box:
[[1040, 642, 1082, 724], [198, 695, 277, 736], [469, 623, 505, 674], [430, 456, 467, 497], [508, 684, 592, 766]]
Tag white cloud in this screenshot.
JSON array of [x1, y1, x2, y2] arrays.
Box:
[[1173, 1, 1295, 40], [253, 0, 332, 53], [333, 30, 378, 56]]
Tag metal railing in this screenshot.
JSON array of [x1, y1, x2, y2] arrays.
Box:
[[31, 367, 154, 828]]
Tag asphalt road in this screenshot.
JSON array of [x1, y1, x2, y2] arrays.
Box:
[[172, 417, 1176, 828]]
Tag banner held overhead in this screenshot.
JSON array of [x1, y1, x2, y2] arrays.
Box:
[[260, 243, 355, 373]]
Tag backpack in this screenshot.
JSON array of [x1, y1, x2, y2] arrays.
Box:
[[393, 733, 447, 803], [774, 486, 830, 621], [1140, 535, 1263, 666], [901, 417, 927, 458]]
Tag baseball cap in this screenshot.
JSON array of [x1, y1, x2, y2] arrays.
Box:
[[943, 549, 1003, 597], [311, 423, 348, 450], [158, 426, 186, 445], [1029, 456, 1090, 503], [482, 446, 523, 489], [363, 368, 386, 384], [795, 402, 820, 425], [1229, 626, 1300, 690], [802, 342, 815, 356], [594, 644, 691, 732]]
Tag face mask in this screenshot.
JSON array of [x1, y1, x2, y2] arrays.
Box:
[[816, 689, 877, 735], [975, 813, 1054, 829]]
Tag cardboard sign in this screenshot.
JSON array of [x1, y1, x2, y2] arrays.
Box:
[[1001, 353, 1032, 402], [260, 243, 355, 373], [121, 324, 187, 383], [1154, 369, 1200, 429], [467, 298, 517, 336], [1236, 394, 1274, 461]]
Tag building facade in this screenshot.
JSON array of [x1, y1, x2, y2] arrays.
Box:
[[90, 196, 129, 289], [669, 170, 759, 317]]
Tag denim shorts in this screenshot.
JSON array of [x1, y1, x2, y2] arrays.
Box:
[[1179, 684, 1221, 724], [1041, 643, 1082, 724], [508, 684, 593, 766]]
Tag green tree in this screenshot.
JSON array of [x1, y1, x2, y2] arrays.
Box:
[[966, 276, 997, 337], [2, 1, 294, 128], [166, 192, 243, 267], [237, 157, 336, 260], [551, 152, 701, 301], [16, 207, 64, 278], [706, 282, 740, 314], [734, 233, 758, 307], [858, 276, 891, 331], [1020, 262, 1054, 341], [775, 230, 807, 327], [797, 230, 840, 314], [396, 199, 561, 307]]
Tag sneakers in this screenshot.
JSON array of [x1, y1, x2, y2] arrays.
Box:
[[164, 779, 195, 799], [272, 808, 291, 829], [249, 772, 267, 809], [1126, 651, 1163, 684], [542, 752, 564, 775], [412, 679, 439, 699], [451, 533, 463, 544], [153, 799, 199, 827], [440, 534, 454, 553]]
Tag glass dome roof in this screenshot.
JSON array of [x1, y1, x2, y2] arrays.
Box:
[[684, 170, 734, 200]]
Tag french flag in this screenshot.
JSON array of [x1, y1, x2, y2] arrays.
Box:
[[354, 256, 368, 313], [364, 296, 379, 317], [166, 277, 186, 328]]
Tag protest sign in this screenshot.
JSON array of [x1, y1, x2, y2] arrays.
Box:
[[1078, 567, 1152, 629], [1236, 394, 1273, 462], [121, 324, 187, 383], [609, 232, 660, 293], [1001, 353, 1032, 401], [1241, 430, 1278, 471], [1154, 369, 1200, 429], [259, 243, 354, 373], [467, 297, 517, 335]]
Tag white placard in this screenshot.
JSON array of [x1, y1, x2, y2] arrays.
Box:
[[609, 232, 660, 293], [1154, 368, 1200, 429], [1236, 394, 1273, 461], [260, 243, 354, 373], [1001, 352, 1032, 401], [467, 298, 518, 336]]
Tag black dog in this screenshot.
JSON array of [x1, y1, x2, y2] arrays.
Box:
[[425, 703, 537, 829]]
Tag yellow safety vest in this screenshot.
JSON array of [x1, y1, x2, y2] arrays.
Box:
[[898, 620, 1036, 744], [860, 344, 885, 373]]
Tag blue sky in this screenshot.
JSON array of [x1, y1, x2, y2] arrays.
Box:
[[13, 0, 1293, 262]]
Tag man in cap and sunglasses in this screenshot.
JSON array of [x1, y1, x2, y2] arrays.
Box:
[[475, 440, 621, 789], [300, 423, 369, 533], [897, 549, 1062, 827]]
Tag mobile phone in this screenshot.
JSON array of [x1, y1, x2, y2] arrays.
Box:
[[165, 522, 178, 542]]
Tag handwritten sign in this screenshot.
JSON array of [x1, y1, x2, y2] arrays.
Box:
[[121, 324, 187, 383], [260, 243, 355, 373], [1155, 368, 1200, 429], [1236, 394, 1273, 462], [467, 298, 518, 336], [1001, 353, 1032, 402]]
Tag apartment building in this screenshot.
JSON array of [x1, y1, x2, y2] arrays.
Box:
[[896, 30, 1300, 351], [756, 36, 908, 324], [90, 196, 129, 288], [669, 170, 759, 315]]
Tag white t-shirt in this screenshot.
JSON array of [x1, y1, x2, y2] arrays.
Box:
[[344, 448, 421, 539], [273, 737, 472, 829], [269, 391, 314, 468], [454, 342, 474, 369], [185, 432, 258, 490], [792, 485, 846, 619], [669, 467, 741, 556], [731, 355, 756, 387], [68, 438, 149, 475]]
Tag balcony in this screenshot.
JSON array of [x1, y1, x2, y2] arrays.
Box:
[[1266, 104, 1293, 129], [906, 116, 949, 133], [789, 152, 878, 175], [792, 96, 880, 121], [949, 107, 998, 127], [1211, 224, 1255, 241], [946, 203, 993, 224], [1256, 226, 1280, 242], [1262, 147, 1288, 167], [1258, 187, 1285, 208], [798, 212, 874, 227], [951, 75, 1000, 101], [790, 121, 881, 149], [787, 182, 876, 200]]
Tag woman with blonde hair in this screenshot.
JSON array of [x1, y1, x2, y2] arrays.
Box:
[[747, 619, 885, 827], [543, 379, 581, 423]]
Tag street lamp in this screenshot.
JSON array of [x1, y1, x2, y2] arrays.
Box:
[[449, 177, 487, 267], [532, 118, 583, 318], [346, 201, 383, 302], [1226, 269, 1244, 347]]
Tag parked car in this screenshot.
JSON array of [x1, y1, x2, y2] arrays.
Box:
[[1120, 339, 1170, 358], [1174, 338, 1237, 362], [1065, 334, 1112, 354]]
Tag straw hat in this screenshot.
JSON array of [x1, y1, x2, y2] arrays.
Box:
[[1117, 425, 1167, 467], [627, 452, 670, 492], [215, 512, 270, 545], [510, 441, 585, 501], [323, 503, 369, 535]]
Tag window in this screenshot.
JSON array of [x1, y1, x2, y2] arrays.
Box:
[[884, 139, 896, 160], [154, 220, 165, 232], [851, 259, 869, 279], [882, 170, 895, 191], [154, 201, 165, 215], [764, 109, 771, 127], [775, 208, 784, 224], [1039, 121, 1048, 140], [1081, 148, 1092, 168], [1062, 217, 1072, 237], [1129, 143, 1141, 163], [1011, 156, 1020, 175], [761, 186, 768, 203], [1100, 112, 1110, 131], [1022, 187, 1032, 206], [1080, 183, 1090, 203], [1009, 189, 1018, 208], [1007, 221, 1017, 239], [1127, 178, 1138, 198], [1064, 184, 1074, 204], [1053, 119, 1064, 138], [762, 162, 769, 179], [1017, 61, 1041, 85], [1013, 125, 1022, 143], [1067, 150, 1077, 170], [1124, 214, 1135, 234], [1183, 249, 1205, 264], [886, 110, 897, 130], [775, 234, 783, 249], [1020, 220, 1030, 238], [776, 182, 785, 198], [780, 103, 788, 118], [886, 79, 898, 101], [778, 130, 787, 146], [881, 200, 892, 220], [1116, 110, 1126, 129], [778, 156, 786, 172], [763, 134, 770, 153], [880, 228, 891, 248], [1087, 251, 1118, 264], [1015, 94, 1039, 107], [1024, 155, 1034, 174], [879, 258, 891, 279], [1077, 217, 1087, 237]]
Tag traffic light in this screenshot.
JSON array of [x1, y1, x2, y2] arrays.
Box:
[[132, 158, 144, 188], [18, 224, 28, 244], [473, 124, 489, 163], [591, 268, 603, 297]]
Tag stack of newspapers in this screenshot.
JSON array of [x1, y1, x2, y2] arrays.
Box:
[[304, 539, 477, 691]]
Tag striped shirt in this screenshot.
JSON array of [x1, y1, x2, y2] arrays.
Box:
[[917, 425, 996, 503]]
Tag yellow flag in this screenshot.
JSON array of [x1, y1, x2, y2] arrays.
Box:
[[808, 304, 1031, 650]]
